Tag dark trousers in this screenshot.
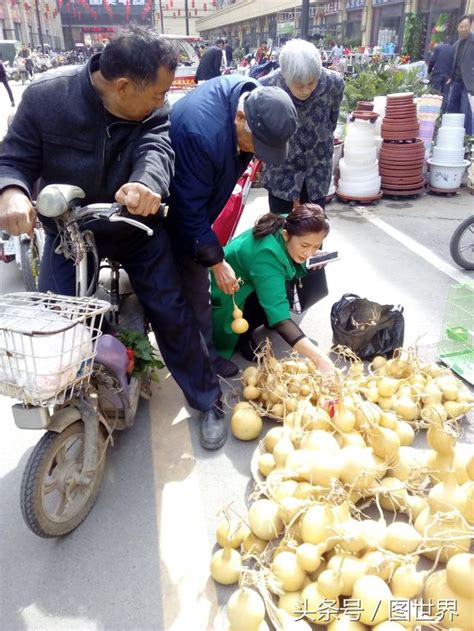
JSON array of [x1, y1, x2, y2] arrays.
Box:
[[447, 79, 473, 135], [38, 221, 221, 412], [175, 255, 218, 363], [430, 75, 450, 111], [0, 76, 14, 104], [268, 180, 326, 214]]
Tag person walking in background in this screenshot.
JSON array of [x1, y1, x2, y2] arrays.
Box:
[[195, 38, 225, 82], [259, 38, 344, 213], [329, 40, 344, 64], [447, 14, 474, 135], [428, 35, 454, 110], [0, 55, 15, 107], [224, 39, 233, 68], [165, 76, 297, 381]]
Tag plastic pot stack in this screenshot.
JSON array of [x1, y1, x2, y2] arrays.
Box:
[[427, 113, 470, 192], [416, 94, 443, 158], [379, 92, 425, 196], [337, 111, 382, 202]]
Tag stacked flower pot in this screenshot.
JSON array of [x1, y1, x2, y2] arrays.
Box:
[[336, 111, 382, 203], [427, 113, 470, 194], [379, 92, 425, 197], [416, 94, 443, 158]]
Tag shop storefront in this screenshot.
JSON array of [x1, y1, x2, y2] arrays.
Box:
[[419, 0, 466, 55], [320, 1, 341, 41], [345, 0, 365, 46], [371, 0, 405, 51]]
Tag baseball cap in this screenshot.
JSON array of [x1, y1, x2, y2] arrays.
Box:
[[244, 86, 297, 165]]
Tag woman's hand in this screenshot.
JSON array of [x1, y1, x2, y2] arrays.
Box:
[[211, 260, 239, 295], [293, 337, 335, 377], [0, 188, 36, 236]]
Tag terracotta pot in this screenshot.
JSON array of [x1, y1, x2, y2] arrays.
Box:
[[356, 101, 374, 111], [351, 110, 379, 122], [382, 179, 425, 190], [382, 174, 426, 185]]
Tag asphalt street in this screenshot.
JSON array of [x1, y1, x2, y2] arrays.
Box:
[[0, 80, 473, 631]]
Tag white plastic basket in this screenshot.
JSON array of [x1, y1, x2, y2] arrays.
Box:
[[0, 292, 110, 406]]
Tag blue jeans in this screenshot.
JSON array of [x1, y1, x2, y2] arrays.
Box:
[[38, 220, 221, 412], [447, 80, 473, 135]]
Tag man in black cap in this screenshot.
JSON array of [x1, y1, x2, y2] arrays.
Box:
[[166, 75, 297, 402]]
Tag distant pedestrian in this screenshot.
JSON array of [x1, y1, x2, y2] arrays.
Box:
[[447, 14, 474, 135], [224, 39, 233, 67], [329, 40, 344, 63], [0, 55, 15, 107], [428, 36, 454, 110], [255, 41, 270, 64], [195, 38, 225, 82]]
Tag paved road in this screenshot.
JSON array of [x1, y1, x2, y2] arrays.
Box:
[[0, 85, 473, 631]]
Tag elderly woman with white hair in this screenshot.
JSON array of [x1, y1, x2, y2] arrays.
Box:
[[260, 39, 344, 213]]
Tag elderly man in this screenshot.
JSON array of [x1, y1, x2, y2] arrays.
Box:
[[166, 75, 297, 380], [447, 14, 474, 135], [0, 29, 226, 450]]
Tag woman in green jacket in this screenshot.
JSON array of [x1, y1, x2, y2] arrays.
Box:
[[211, 203, 335, 375]]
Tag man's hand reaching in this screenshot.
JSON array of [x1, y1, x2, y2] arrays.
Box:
[[115, 182, 162, 216], [211, 260, 239, 295]]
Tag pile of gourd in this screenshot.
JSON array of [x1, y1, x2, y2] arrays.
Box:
[[211, 346, 474, 631]]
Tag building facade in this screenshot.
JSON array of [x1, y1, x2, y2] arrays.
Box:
[[196, 0, 473, 54], [0, 0, 64, 49]]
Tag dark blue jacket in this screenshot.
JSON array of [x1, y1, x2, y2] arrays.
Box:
[[167, 75, 259, 265], [0, 55, 174, 209], [428, 43, 454, 79]]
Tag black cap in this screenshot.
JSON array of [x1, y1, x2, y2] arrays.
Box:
[[244, 86, 297, 165]]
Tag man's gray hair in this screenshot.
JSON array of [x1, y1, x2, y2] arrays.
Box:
[[279, 39, 322, 85]]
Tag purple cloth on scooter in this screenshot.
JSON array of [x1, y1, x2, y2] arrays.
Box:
[[95, 334, 129, 398]]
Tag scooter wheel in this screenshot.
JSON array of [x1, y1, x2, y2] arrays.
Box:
[[20, 421, 107, 538], [449, 215, 474, 271]]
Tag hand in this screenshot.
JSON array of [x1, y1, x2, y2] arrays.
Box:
[[0, 188, 36, 236], [211, 260, 238, 295], [314, 351, 336, 377], [115, 182, 162, 217]]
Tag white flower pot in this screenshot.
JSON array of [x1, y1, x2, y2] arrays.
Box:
[[432, 146, 466, 164], [343, 146, 377, 162], [441, 113, 465, 128], [427, 159, 470, 190], [339, 158, 378, 177], [436, 127, 465, 149]]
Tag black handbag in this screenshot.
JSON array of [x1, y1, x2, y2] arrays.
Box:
[[286, 268, 329, 314], [330, 293, 405, 360]]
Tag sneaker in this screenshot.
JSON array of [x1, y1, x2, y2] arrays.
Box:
[[199, 401, 227, 450], [213, 355, 239, 378]]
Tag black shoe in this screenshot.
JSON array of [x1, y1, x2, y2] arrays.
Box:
[[213, 355, 239, 378], [237, 332, 258, 362], [199, 401, 227, 450]]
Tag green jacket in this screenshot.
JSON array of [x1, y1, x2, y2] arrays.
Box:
[[211, 228, 306, 358]]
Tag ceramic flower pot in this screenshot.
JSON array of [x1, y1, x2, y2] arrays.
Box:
[[427, 159, 470, 190]]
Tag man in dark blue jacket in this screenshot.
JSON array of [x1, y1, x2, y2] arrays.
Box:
[[0, 30, 226, 450], [166, 75, 297, 379], [428, 36, 454, 109]]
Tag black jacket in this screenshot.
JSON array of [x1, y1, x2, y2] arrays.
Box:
[[195, 46, 223, 82], [0, 55, 174, 205], [451, 33, 474, 94], [428, 43, 454, 79]]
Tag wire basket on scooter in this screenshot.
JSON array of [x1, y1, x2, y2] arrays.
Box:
[[0, 292, 110, 406]]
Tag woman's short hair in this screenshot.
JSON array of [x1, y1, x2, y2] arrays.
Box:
[[100, 27, 178, 86], [279, 39, 322, 86]]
